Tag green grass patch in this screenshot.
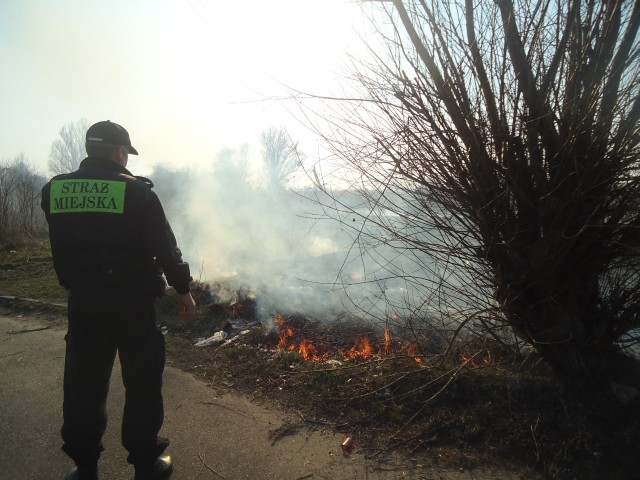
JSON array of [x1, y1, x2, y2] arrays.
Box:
[[0, 239, 67, 301]]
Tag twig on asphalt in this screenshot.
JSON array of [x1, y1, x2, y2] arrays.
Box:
[[196, 451, 206, 478], [8, 325, 51, 334], [198, 451, 227, 479]]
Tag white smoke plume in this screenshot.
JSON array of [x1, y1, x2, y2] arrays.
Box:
[[149, 149, 359, 320], [148, 147, 471, 328]]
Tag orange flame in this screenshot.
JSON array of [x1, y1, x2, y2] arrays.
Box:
[[275, 316, 295, 350], [344, 336, 373, 360], [383, 328, 391, 354], [406, 343, 424, 363], [274, 317, 424, 363], [299, 338, 321, 361], [460, 352, 491, 368]]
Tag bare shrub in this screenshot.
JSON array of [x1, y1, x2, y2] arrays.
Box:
[[304, 0, 640, 396]]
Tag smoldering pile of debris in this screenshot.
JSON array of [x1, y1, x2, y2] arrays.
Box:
[[158, 283, 262, 346], [159, 281, 415, 357]]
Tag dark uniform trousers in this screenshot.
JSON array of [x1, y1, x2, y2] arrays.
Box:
[[61, 284, 168, 468]]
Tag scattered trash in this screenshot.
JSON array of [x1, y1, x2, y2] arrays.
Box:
[[341, 436, 354, 455], [193, 325, 258, 348], [160, 326, 169, 336], [219, 334, 240, 347], [194, 330, 228, 347]]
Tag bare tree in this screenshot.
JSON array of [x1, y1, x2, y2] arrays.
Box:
[[0, 155, 47, 245], [260, 126, 302, 190], [0, 160, 17, 244], [48, 118, 90, 175], [312, 0, 640, 396], [216, 144, 252, 187]]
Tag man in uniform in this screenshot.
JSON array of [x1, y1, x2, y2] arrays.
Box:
[[41, 120, 196, 480]]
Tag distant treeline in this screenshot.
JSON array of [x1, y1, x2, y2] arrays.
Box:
[[0, 156, 48, 246]]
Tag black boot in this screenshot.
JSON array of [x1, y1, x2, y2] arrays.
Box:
[[134, 455, 173, 480], [65, 466, 98, 480]]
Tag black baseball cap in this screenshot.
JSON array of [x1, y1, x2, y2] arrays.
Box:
[[86, 120, 139, 155]]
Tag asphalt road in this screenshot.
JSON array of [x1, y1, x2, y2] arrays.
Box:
[[0, 312, 530, 480]]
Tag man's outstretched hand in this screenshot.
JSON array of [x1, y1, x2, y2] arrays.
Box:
[[179, 292, 196, 321]]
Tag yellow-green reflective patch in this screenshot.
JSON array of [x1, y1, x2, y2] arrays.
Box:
[[50, 179, 126, 214]]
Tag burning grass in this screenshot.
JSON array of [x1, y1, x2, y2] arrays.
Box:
[[273, 314, 425, 363], [155, 285, 640, 480], [169, 333, 638, 479]]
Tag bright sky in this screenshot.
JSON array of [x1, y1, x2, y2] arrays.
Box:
[[0, 0, 367, 175]]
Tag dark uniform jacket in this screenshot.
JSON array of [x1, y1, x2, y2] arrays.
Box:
[[41, 156, 191, 295]]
